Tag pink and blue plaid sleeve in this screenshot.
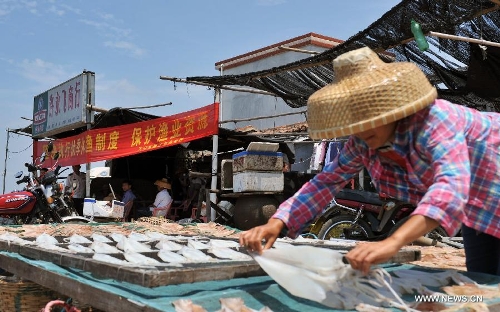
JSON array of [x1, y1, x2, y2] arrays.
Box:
[[273, 138, 365, 238], [410, 107, 470, 236]]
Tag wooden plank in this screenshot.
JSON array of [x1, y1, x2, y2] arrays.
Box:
[[0, 253, 163, 312]]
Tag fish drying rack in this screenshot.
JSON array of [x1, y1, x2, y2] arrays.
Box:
[[0, 235, 420, 288]]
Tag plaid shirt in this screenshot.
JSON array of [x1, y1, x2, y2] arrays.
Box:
[[274, 99, 500, 238]]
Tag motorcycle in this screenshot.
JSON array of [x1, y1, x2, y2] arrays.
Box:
[[308, 188, 447, 241], [0, 143, 89, 225]]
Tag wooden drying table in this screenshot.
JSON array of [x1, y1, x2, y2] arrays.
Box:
[[1, 251, 500, 312]]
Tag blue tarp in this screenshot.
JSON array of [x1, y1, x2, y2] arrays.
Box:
[[2, 251, 500, 311]]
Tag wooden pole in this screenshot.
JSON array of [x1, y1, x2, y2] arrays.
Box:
[[428, 31, 500, 48]]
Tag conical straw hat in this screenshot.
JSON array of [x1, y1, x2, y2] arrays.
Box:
[[154, 178, 172, 189], [307, 47, 437, 139]]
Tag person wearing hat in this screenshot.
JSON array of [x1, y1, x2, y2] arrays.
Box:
[[151, 178, 173, 209], [239, 47, 500, 275], [136, 178, 173, 218]]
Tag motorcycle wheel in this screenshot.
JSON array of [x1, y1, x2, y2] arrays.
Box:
[[388, 216, 448, 238], [317, 215, 373, 240]]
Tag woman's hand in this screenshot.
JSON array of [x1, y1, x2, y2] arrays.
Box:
[[239, 218, 285, 254], [345, 237, 403, 275], [346, 214, 440, 275]]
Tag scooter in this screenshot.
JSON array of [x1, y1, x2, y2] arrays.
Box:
[[308, 189, 447, 241], [0, 142, 89, 225]]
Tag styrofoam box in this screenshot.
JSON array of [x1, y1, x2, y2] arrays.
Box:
[[233, 171, 284, 193], [232, 151, 283, 172], [83, 198, 125, 218]]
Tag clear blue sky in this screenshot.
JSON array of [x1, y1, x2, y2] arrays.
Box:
[[0, 0, 400, 192]]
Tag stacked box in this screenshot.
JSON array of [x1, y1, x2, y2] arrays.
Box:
[[232, 151, 283, 172], [232, 150, 284, 192], [233, 171, 284, 192]]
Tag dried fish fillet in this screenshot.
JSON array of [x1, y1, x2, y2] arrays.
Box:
[[67, 243, 95, 254], [110, 233, 126, 243], [128, 231, 151, 241], [178, 246, 213, 262], [208, 247, 252, 261], [38, 243, 75, 253], [158, 249, 189, 263], [208, 239, 240, 249], [187, 239, 209, 250], [124, 251, 160, 265], [172, 299, 207, 312], [36, 233, 59, 245], [145, 231, 171, 241], [91, 233, 112, 243], [63, 234, 92, 244], [218, 297, 269, 312], [116, 238, 152, 253], [155, 240, 184, 251], [93, 253, 130, 266], [0, 232, 33, 245], [90, 242, 122, 254]]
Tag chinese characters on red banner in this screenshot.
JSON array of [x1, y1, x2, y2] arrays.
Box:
[[34, 103, 219, 167]]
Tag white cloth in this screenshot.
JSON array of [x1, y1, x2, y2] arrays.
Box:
[[65, 172, 86, 198], [153, 189, 172, 208]]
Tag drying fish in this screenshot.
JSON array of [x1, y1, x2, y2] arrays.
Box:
[[67, 243, 95, 254], [37, 243, 75, 253], [128, 231, 151, 241], [187, 239, 209, 250], [253, 245, 411, 310], [0, 232, 33, 245], [158, 249, 189, 263], [168, 235, 192, 242], [145, 231, 171, 241], [90, 242, 122, 254], [110, 233, 126, 243], [63, 234, 92, 244], [218, 297, 273, 312], [172, 299, 207, 312], [91, 233, 113, 243], [178, 246, 213, 262], [252, 245, 488, 311], [270, 240, 294, 249], [93, 253, 130, 266], [155, 239, 184, 251], [116, 238, 152, 253], [208, 246, 252, 261], [208, 239, 240, 249], [443, 283, 500, 298], [36, 233, 59, 245], [124, 251, 160, 265]]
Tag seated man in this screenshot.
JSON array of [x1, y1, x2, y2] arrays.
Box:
[[121, 180, 136, 220]]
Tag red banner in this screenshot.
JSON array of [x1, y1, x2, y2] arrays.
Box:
[[34, 103, 219, 167]]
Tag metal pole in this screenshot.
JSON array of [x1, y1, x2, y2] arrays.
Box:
[[159, 76, 277, 96], [84, 71, 96, 198], [3, 129, 10, 193]]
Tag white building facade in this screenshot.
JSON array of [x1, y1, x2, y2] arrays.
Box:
[[216, 33, 341, 131]]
